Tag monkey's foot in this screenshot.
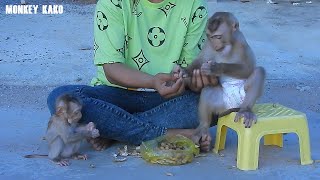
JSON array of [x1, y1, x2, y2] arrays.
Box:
[[72, 154, 88, 160], [55, 159, 70, 166], [87, 137, 115, 151], [234, 109, 257, 128], [191, 128, 212, 152]]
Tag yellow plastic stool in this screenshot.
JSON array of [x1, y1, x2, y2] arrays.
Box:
[[213, 103, 313, 170]]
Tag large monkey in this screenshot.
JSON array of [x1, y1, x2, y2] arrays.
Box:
[[25, 94, 100, 166], [180, 12, 265, 145]]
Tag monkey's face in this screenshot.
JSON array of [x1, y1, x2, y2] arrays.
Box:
[[67, 102, 82, 124], [207, 22, 233, 53]]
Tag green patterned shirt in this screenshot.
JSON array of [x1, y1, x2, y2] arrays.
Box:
[[91, 0, 208, 90]]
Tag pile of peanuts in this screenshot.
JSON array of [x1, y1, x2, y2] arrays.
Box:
[[153, 141, 190, 165], [158, 141, 186, 150]]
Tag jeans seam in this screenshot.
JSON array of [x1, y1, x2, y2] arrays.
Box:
[[75, 87, 167, 139]]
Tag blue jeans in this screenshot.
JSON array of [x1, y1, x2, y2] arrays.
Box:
[[47, 85, 200, 145]]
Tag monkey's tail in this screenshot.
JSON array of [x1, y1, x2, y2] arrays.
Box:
[[24, 154, 48, 158]]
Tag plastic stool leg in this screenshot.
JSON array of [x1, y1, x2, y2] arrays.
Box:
[[237, 132, 260, 170], [264, 134, 283, 147], [214, 125, 227, 153]]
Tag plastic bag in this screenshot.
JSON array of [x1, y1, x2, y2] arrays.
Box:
[[140, 135, 200, 165]]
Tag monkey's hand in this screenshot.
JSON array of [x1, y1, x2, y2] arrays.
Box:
[[234, 108, 257, 128], [172, 64, 188, 78], [201, 61, 223, 76], [90, 129, 100, 138], [86, 122, 95, 131], [86, 122, 100, 138]]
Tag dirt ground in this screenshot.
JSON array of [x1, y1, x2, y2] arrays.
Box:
[[0, 0, 319, 179]]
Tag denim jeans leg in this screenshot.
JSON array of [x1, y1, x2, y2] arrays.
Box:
[[74, 86, 167, 145], [47, 85, 200, 145], [134, 90, 201, 129]]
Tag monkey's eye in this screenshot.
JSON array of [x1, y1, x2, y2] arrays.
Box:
[[214, 35, 222, 39], [74, 111, 81, 116]]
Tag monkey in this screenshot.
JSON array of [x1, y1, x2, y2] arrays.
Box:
[[176, 12, 265, 146], [24, 94, 100, 166]]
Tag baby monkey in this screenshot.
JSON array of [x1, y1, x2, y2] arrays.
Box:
[[24, 94, 100, 166], [180, 12, 265, 144]]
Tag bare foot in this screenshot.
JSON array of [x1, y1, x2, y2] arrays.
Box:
[[199, 133, 212, 152], [87, 137, 115, 151], [72, 153, 88, 160], [191, 128, 212, 152]]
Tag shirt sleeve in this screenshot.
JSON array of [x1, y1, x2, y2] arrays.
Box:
[[94, 0, 125, 65], [178, 0, 208, 68]]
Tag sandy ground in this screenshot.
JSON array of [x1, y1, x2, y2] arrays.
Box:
[[0, 0, 320, 179]]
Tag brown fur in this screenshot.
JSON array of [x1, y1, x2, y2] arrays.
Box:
[[24, 94, 100, 166]]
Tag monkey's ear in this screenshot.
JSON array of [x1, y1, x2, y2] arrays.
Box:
[[232, 22, 239, 31]]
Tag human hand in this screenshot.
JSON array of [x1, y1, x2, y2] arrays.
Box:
[[187, 69, 218, 92], [153, 73, 185, 98]]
